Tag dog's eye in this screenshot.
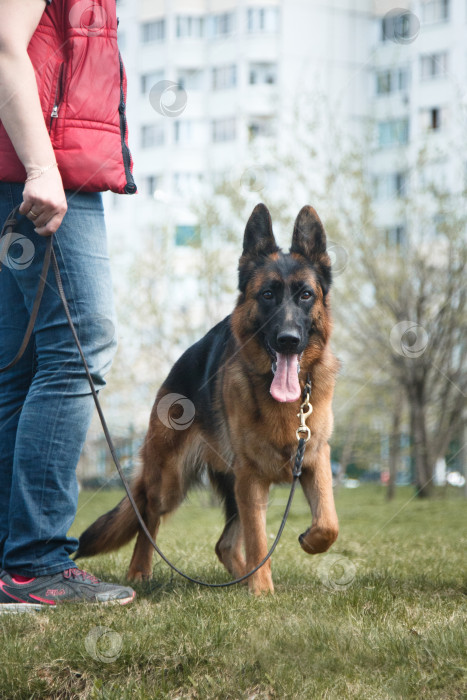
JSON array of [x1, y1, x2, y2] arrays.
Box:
[[262, 290, 274, 300], [300, 290, 313, 300]]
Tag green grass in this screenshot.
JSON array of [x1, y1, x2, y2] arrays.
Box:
[[1, 485, 466, 699]]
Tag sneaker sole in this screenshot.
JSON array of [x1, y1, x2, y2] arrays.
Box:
[[60, 591, 136, 605], [96, 591, 136, 606], [0, 603, 45, 614], [117, 591, 136, 605], [0, 591, 135, 609]]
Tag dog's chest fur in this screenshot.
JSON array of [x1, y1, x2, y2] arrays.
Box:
[[198, 378, 327, 483]]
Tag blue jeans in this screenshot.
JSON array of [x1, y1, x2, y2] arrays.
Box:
[[0, 183, 117, 576]]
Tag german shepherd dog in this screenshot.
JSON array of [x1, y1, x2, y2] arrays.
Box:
[[77, 204, 339, 594]]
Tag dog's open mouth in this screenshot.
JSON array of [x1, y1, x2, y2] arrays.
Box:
[[267, 344, 302, 403]]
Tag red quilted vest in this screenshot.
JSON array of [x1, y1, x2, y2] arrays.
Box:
[[0, 0, 136, 194]]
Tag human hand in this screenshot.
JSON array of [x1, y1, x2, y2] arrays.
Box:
[[19, 165, 68, 236]]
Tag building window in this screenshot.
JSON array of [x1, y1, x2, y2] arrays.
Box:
[[248, 116, 274, 140], [385, 226, 406, 247], [177, 69, 204, 91], [249, 62, 277, 85], [395, 172, 407, 195], [212, 118, 236, 142], [141, 125, 164, 148], [247, 7, 280, 33], [141, 19, 165, 43], [431, 108, 441, 130], [378, 119, 409, 147], [398, 68, 410, 91], [210, 12, 234, 37], [175, 225, 201, 247], [176, 16, 204, 38], [420, 52, 448, 80], [376, 71, 391, 95], [376, 67, 410, 95], [421, 0, 450, 23], [420, 107, 444, 131], [174, 121, 195, 145], [212, 65, 237, 90], [381, 11, 417, 41], [374, 172, 407, 200], [146, 175, 161, 196], [141, 71, 164, 95]]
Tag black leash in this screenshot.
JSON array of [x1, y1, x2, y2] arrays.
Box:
[[0, 206, 52, 371], [0, 207, 311, 588]]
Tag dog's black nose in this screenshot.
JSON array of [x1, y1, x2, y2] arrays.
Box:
[[277, 331, 300, 351]]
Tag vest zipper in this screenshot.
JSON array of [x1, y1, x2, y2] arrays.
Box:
[[49, 62, 65, 134], [118, 52, 137, 194]]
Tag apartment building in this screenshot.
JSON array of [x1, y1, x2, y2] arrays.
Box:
[[107, 0, 372, 242], [370, 0, 467, 244], [105, 0, 466, 252]]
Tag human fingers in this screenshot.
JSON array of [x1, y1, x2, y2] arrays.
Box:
[[34, 210, 67, 236]]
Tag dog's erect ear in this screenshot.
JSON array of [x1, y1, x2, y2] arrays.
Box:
[[290, 206, 327, 260], [238, 204, 280, 293], [242, 204, 278, 258], [290, 206, 332, 297]]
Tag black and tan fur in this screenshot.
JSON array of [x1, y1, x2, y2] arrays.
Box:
[[77, 204, 339, 594]]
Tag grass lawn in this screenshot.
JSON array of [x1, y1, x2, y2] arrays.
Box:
[[0, 484, 465, 699]]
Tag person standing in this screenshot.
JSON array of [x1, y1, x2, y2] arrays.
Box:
[[0, 0, 137, 609]]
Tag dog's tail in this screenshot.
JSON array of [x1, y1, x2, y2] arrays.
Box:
[[75, 475, 146, 560]]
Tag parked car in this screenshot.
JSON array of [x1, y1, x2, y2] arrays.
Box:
[[446, 471, 466, 487]]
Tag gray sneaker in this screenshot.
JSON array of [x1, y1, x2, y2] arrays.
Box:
[[0, 568, 135, 611]]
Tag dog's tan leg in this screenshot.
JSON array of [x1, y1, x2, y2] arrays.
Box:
[[299, 443, 339, 554], [127, 452, 185, 581], [127, 507, 160, 582], [215, 516, 246, 580], [234, 468, 273, 595]]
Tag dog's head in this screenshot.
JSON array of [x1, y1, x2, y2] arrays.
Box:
[[232, 203, 332, 403]]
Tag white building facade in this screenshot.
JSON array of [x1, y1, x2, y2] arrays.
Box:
[[106, 0, 466, 252], [370, 0, 467, 243]]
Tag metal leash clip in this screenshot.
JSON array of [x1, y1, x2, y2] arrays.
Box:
[[296, 396, 312, 442]]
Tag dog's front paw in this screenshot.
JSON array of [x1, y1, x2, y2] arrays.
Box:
[[249, 578, 274, 596], [247, 569, 275, 595], [126, 569, 152, 582], [299, 525, 338, 554]]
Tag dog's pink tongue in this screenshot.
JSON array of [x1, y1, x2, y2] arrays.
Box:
[[270, 353, 301, 402]]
